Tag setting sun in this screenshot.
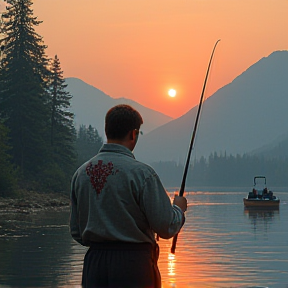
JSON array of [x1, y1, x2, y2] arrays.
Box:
[[168, 89, 176, 97]]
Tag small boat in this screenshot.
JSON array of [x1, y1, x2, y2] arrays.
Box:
[[243, 176, 280, 207]]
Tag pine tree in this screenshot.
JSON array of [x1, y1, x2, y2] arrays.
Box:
[[0, 11, 6, 63], [75, 125, 103, 166], [0, 122, 18, 196], [0, 0, 51, 184], [45, 55, 76, 191]]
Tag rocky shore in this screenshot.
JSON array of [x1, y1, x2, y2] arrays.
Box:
[[0, 191, 70, 215]]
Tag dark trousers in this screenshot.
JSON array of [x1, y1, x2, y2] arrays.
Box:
[[82, 242, 161, 288]]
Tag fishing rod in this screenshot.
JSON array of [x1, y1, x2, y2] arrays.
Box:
[[171, 39, 221, 254]]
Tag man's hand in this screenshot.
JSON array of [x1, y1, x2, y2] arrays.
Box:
[[173, 195, 187, 213]]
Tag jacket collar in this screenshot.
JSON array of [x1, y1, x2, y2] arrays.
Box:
[[99, 143, 135, 159]]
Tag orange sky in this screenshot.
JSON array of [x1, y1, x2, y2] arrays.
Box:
[[2, 0, 288, 118]]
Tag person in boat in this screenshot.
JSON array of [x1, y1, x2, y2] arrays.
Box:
[[268, 190, 274, 200], [70, 104, 187, 288], [258, 188, 263, 199], [263, 187, 268, 198]]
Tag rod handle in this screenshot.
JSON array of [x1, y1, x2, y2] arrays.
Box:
[[170, 233, 179, 254]]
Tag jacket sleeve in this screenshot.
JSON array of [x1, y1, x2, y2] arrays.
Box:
[[69, 171, 84, 245], [141, 171, 185, 239]]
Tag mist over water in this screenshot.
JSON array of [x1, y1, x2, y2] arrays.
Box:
[[0, 191, 287, 288]]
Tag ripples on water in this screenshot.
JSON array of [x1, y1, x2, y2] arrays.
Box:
[[0, 191, 287, 288]]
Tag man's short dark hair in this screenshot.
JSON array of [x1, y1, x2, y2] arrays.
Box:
[[105, 104, 143, 140]]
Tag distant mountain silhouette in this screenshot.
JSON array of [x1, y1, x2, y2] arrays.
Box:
[[65, 77, 173, 138], [134, 50, 288, 164], [250, 131, 288, 159]]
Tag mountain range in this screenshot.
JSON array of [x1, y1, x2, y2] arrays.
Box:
[[66, 50, 288, 165], [66, 78, 173, 138], [134, 50, 288, 164]]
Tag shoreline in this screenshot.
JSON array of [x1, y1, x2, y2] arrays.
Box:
[[0, 191, 70, 215]]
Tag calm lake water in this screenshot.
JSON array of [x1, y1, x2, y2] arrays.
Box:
[[0, 191, 288, 288]]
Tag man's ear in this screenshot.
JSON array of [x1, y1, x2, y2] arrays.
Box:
[[129, 130, 135, 140]]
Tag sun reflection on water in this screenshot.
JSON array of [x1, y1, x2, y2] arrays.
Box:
[[168, 253, 176, 276]]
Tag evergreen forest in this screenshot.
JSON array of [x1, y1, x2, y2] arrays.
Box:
[[152, 152, 288, 190], [0, 0, 103, 197]]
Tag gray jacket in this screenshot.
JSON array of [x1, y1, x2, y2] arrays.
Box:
[[70, 143, 184, 246]]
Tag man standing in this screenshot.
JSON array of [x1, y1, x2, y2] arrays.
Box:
[[70, 104, 187, 288]]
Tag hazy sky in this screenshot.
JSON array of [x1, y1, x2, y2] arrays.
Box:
[[1, 0, 288, 118]]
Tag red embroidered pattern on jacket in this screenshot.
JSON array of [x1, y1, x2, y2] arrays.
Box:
[[86, 160, 118, 195]]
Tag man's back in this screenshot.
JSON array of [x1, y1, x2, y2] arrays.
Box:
[[70, 143, 183, 246]]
